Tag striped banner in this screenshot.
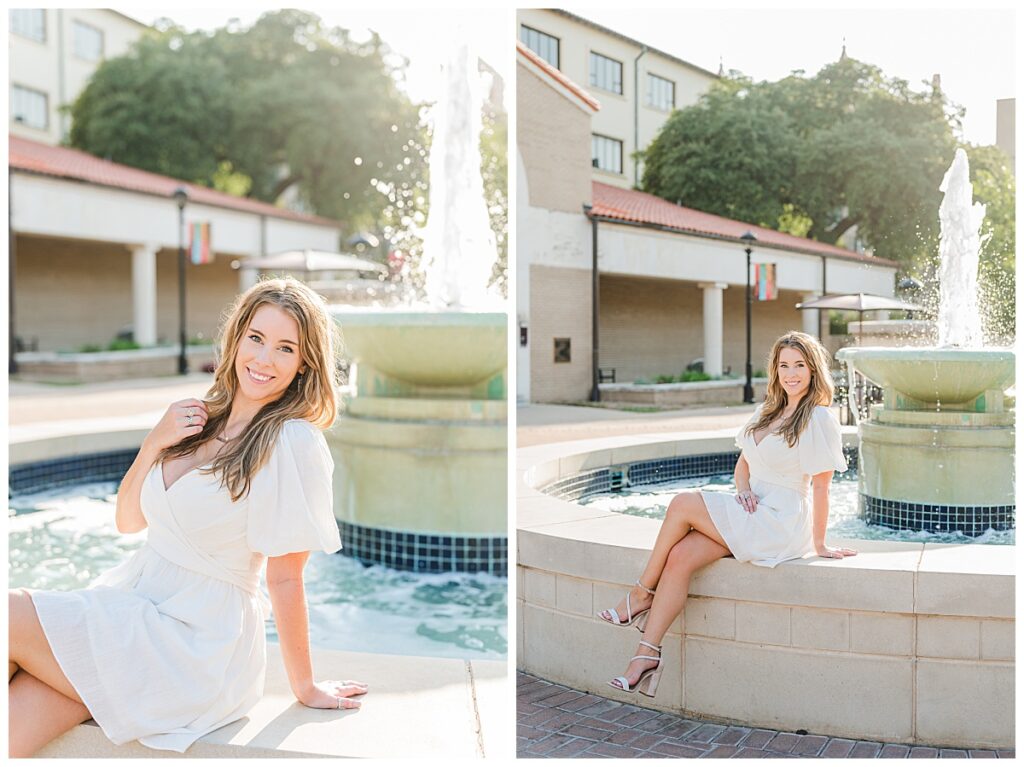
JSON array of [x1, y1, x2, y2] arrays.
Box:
[[189, 222, 212, 265], [754, 262, 777, 300]]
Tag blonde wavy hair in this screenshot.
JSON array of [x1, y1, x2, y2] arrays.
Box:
[[159, 277, 342, 501], [745, 330, 835, 448]]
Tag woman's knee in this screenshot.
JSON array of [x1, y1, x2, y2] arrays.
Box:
[[667, 491, 700, 522], [9, 589, 36, 647]]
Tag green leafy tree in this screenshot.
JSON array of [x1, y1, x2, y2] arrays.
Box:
[[69, 11, 426, 231], [642, 58, 958, 266]]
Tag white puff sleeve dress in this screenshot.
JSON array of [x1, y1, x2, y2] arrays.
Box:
[[700, 404, 847, 568], [28, 418, 343, 753]]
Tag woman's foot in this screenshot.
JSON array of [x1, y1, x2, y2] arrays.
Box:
[[608, 640, 662, 694], [598, 580, 655, 626]]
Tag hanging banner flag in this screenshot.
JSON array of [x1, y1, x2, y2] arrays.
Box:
[[754, 262, 777, 300], [189, 222, 213, 265]]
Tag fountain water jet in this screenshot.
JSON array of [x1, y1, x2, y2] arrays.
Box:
[[836, 149, 1014, 535]]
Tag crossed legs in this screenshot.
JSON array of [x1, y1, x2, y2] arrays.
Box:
[[610, 491, 732, 690], [9, 589, 92, 757]]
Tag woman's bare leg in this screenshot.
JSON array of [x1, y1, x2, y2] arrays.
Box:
[[9, 670, 91, 757], [9, 589, 83, 703], [611, 531, 729, 689], [602, 491, 731, 623]]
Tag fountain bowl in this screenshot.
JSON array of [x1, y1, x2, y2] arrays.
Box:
[[836, 347, 1014, 406], [331, 308, 507, 388]]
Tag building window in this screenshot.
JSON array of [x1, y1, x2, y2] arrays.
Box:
[[591, 134, 623, 174], [554, 338, 571, 363], [520, 24, 559, 69], [10, 9, 45, 42], [11, 85, 48, 130], [589, 51, 623, 95], [73, 20, 104, 61], [647, 73, 675, 112]]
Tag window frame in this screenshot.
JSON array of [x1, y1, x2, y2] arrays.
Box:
[[646, 72, 676, 112], [588, 50, 623, 95], [72, 18, 105, 62], [10, 9, 46, 43], [591, 133, 624, 175], [519, 24, 560, 69], [11, 83, 50, 131]]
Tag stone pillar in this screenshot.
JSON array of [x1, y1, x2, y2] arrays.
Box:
[[698, 282, 727, 377], [130, 243, 158, 346], [802, 292, 820, 339]]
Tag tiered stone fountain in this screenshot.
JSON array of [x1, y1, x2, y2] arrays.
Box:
[[327, 42, 508, 574], [837, 149, 1015, 535]]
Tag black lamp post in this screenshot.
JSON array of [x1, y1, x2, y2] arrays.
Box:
[[173, 186, 189, 375], [740, 231, 757, 404]]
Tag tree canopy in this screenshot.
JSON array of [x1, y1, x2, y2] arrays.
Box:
[[69, 11, 427, 232], [641, 57, 959, 264]]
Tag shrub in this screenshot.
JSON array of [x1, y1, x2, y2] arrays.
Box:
[[78, 343, 102, 353], [679, 370, 711, 382], [107, 338, 141, 351]]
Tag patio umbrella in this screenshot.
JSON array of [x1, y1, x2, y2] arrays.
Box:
[[795, 292, 925, 342], [241, 249, 388, 276]]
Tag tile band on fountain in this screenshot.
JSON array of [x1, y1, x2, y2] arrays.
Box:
[[10, 450, 138, 496], [861, 495, 1015, 536], [541, 449, 859, 502], [338, 520, 507, 576]]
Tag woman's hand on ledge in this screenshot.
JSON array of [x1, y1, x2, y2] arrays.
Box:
[[815, 542, 858, 560], [297, 679, 369, 710]]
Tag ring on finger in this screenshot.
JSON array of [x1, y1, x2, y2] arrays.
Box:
[[186, 414, 193, 425]]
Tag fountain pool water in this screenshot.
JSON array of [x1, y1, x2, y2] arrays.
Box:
[[9, 481, 507, 660], [579, 473, 1014, 545]]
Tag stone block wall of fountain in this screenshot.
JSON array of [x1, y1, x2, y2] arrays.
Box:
[[836, 149, 1015, 536]]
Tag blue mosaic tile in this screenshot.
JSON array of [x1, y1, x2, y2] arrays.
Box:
[[10, 450, 137, 496], [339, 520, 507, 576], [861, 494, 1014, 537]]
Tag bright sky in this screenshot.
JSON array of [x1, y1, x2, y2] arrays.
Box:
[[115, 6, 512, 107], [572, 5, 1015, 147]]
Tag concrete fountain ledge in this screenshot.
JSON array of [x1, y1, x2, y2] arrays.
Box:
[[516, 431, 1015, 749], [40, 644, 507, 758]]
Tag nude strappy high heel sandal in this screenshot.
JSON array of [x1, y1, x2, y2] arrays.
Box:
[[608, 639, 662, 697], [597, 579, 656, 627]]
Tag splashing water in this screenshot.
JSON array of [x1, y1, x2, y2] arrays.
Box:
[[420, 41, 499, 309], [937, 148, 986, 347]]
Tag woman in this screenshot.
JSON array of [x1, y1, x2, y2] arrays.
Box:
[[9, 277, 367, 756], [598, 331, 857, 696]]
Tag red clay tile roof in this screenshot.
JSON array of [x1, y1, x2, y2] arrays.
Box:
[[517, 41, 600, 112], [9, 136, 341, 228], [590, 181, 897, 266]]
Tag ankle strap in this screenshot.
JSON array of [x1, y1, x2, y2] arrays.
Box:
[[634, 578, 656, 596], [639, 639, 661, 652]]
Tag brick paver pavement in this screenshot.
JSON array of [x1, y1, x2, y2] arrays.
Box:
[[517, 672, 1011, 759]]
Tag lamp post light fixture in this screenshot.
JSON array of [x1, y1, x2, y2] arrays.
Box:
[[173, 186, 189, 375], [740, 230, 757, 404]]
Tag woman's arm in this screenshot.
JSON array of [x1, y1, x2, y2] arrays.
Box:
[[116, 397, 208, 533], [114, 440, 163, 533], [267, 552, 317, 701], [734, 455, 758, 514], [810, 471, 857, 559], [266, 552, 366, 709], [734, 454, 751, 492]]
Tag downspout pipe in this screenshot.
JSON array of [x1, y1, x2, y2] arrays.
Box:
[[633, 45, 647, 188], [584, 204, 600, 402]]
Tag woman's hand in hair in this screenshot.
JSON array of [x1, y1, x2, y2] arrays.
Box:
[[143, 399, 208, 451]]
